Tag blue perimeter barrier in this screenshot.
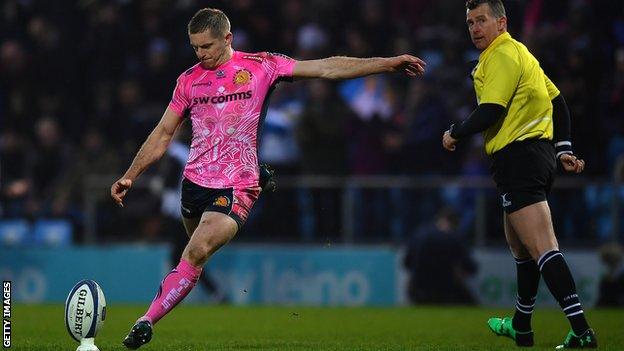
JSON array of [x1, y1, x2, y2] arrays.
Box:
[[0, 245, 397, 305], [0, 245, 600, 306], [0, 245, 170, 303]]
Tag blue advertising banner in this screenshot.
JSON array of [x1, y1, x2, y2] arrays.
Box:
[[208, 246, 397, 306], [0, 245, 602, 306], [0, 245, 170, 303], [0, 245, 397, 305]]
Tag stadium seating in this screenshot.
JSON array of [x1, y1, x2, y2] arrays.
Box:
[[32, 220, 73, 247], [0, 219, 30, 246], [0, 219, 73, 247]]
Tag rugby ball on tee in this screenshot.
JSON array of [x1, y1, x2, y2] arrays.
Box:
[[65, 279, 107, 342]]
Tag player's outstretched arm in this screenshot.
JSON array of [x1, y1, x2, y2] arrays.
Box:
[[292, 54, 425, 80], [111, 107, 183, 207]]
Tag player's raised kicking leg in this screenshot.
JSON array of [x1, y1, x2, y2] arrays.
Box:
[[122, 166, 271, 349]]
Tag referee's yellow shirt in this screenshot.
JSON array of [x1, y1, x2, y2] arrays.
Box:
[[472, 32, 560, 155]]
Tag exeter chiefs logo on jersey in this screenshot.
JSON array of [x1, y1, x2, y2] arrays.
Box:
[[233, 69, 252, 85]]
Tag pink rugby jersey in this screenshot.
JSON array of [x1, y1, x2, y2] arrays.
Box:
[[168, 51, 295, 189]]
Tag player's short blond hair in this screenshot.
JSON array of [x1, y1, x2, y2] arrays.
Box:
[[188, 8, 231, 36]]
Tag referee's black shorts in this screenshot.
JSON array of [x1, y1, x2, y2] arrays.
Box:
[[490, 139, 556, 214]]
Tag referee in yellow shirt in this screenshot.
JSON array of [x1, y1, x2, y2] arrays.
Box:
[[442, 1, 597, 349]]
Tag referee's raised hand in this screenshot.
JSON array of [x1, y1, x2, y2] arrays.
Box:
[[559, 153, 585, 173]]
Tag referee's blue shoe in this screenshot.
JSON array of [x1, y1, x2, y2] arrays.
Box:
[[487, 317, 534, 347], [122, 320, 152, 349]]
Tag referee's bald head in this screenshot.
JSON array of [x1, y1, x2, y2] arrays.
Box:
[[466, 0, 506, 19]]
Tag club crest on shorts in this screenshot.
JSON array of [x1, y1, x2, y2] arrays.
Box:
[[501, 193, 512, 208], [213, 196, 231, 207], [233, 69, 252, 85]]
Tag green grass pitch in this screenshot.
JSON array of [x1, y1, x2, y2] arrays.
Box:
[[11, 305, 624, 350]]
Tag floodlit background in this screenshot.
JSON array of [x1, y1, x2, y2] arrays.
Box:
[[2, 0, 624, 309]]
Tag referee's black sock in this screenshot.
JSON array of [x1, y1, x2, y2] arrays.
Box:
[[538, 250, 590, 336], [512, 257, 539, 333]]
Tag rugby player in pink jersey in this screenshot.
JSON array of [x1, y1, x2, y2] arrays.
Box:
[[111, 8, 425, 349]]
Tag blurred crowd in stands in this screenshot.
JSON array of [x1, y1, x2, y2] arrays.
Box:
[[2, 0, 623, 244]]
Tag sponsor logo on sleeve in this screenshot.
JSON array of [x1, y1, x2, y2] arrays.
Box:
[[242, 55, 264, 63]]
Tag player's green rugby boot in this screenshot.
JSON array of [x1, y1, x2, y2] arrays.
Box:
[[487, 317, 534, 347], [122, 320, 153, 349], [555, 329, 597, 349]]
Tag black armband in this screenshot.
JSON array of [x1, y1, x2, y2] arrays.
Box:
[[552, 94, 573, 158], [449, 103, 506, 139]]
